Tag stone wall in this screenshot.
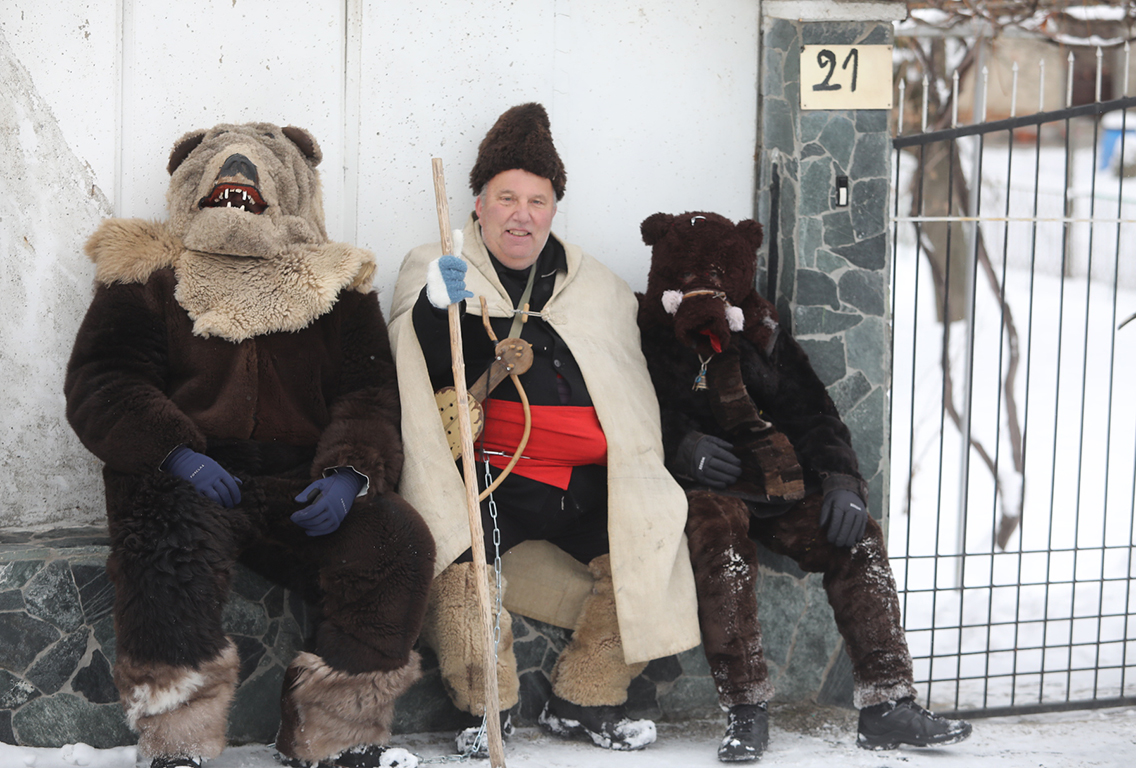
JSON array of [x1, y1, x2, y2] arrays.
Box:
[[0, 527, 723, 748], [0, 528, 314, 747], [761, 18, 893, 516], [748, 14, 896, 707]]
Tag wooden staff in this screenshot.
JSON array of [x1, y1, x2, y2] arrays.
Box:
[[431, 158, 505, 767]]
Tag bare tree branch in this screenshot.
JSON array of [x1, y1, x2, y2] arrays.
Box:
[[895, 9, 1050, 550]]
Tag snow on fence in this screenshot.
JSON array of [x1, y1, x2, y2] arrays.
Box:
[[889, 44, 1136, 716]]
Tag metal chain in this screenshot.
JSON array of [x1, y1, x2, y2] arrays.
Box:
[[422, 456, 505, 764], [486, 456, 504, 649]]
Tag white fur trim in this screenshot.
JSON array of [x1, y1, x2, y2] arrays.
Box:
[[854, 680, 918, 709], [124, 670, 207, 728], [425, 257, 451, 309], [662, 290, 684, 315], [452, 228, 464, 258], [762, 315, 781, 354], [726, 305, 745, 332]]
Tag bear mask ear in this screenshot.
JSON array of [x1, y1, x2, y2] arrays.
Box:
[[640, 212, 674, 246], [167, 130, 206, 175], [736, 219, 764, 252], [282, 126, 322, 167]]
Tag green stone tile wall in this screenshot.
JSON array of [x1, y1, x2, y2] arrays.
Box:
[[0, 528, 317, 748], [0, 527, 723, 748], [752, 17, 895, 708]]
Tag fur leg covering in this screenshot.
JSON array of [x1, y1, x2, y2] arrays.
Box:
[[549, 554, 646, 707], [114, 640, 238, 760], [826, 521, 917, 708], [311, 490, 436, 675], [104, 470, 252, 668], [418, 561, 519, 715], [276, 651, 422, 763], [684, 491, 775, 707], [751, 496, 917, 709]]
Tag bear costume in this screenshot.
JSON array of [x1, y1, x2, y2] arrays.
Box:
[[636, 211, 972, 762], [64, 123, 434, 768]]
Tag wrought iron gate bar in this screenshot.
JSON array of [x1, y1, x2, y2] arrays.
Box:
[[894, 96, 1136, 148], [894, 215, 1135, 224]]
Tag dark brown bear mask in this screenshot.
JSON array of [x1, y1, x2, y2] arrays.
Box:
[[640, 211, 767, 355]]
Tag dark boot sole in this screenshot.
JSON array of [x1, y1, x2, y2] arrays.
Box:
[[718, 747, 763, 762], [857, 722, 973, 751]]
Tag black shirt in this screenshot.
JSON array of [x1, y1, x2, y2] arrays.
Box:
[[410, 232, 609, 564]]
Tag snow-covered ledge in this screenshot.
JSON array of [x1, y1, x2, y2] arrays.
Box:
[[764, 0, 907, 22]]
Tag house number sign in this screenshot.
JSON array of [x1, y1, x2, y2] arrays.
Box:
[[800, 45, 893, 110]]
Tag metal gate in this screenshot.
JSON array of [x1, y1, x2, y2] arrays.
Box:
[[888, 62, 1136, 717]]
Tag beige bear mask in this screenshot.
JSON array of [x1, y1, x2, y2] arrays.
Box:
[[85, 122, 375, 343], [167, 122, 327, 258]]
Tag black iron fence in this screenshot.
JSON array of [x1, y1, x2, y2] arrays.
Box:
[[889, 78, 1136, 717]]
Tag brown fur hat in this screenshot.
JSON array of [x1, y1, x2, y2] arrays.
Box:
[[638, 211, 777, 355], [469, 103, 566, 200]]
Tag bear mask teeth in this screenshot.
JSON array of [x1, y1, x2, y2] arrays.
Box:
[[198, 183, 268, 214]]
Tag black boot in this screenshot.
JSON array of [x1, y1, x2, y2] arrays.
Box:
[[152, 758, 201, 768], [857, 697, 972, 750], [538, 693, 656, 750], [455, 711, 515, 758], [717, 703, 769, 762]]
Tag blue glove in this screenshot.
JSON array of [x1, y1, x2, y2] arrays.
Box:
[[426, 255, 473, 308], [819, 489, 868, 548], [161, 445, 242, 508], [292, 469, 366, 537]]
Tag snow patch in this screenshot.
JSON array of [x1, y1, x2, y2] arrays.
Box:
[[0, 743, 136, 768], [609, 718, 657, 751], [375, 747, 417, 767]]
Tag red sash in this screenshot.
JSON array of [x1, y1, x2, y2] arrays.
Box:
[[476, 399, 607, 489]]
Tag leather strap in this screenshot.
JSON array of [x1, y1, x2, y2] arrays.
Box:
[[508, 263, 538, 340]]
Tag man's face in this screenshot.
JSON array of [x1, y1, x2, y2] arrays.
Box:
[[475, 168, 557, 270]]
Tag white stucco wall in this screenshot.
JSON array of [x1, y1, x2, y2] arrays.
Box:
[[0, 0, 761, 529]]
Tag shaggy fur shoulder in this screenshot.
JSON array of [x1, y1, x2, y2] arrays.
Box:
[[174, 241, 376, 342], [85, 218, 182, 286], [84, 217, 377, 342]]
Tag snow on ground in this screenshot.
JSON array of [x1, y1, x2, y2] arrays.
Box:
[[3, 705, 1135, 767]]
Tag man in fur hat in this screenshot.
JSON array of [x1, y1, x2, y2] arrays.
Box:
[[389, 103, 699, 754], [65, 123, 434, 768]]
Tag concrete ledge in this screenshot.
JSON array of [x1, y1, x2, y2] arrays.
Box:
[[0, 526, 727, 749]]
